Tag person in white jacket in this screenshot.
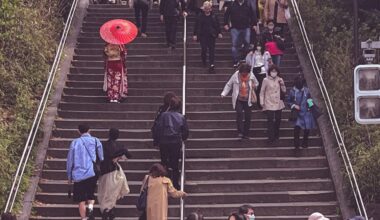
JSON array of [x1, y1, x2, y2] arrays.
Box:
[[221, 63, 259, 139]]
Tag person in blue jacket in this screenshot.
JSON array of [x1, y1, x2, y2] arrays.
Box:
[[66, 124, 104, 220], [287, 75, 316, 149]]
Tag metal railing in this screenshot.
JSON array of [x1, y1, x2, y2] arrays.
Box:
[[180, 15, 188, 220], [3, 0, 80, 213], [290, 0, 368, 219]]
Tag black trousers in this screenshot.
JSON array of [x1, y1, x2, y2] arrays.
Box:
[[235, 100, 252, 136], [134, 2, 149, 33], [164, 16, 178, 46], [159, 143, 181, 189], [200, 36, 216, 65], [294, 125, 310, 148], [266, 110, 282, 141], [253, 72, 266, 107]]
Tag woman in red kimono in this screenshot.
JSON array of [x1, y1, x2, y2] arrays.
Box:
[[103, 43, 128, 103]]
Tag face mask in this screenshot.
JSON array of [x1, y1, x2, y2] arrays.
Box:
[[270, 71, 278, 78], [246, 214, 255, 220]]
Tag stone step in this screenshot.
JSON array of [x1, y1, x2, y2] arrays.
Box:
[[52, 126, 318, 138], [47, 147, 324, 159], [44, 156, 328, 170], [42, 167, 330, 181], [57, 102, 298, 112], [53, 116, 318, 128], [37, 179, 334, 193], [75, 47, 295, 55], [35, 190, 336, 205], [71, 60, 298, 68], [32, 202, 338, 217], [74, 46, 297, 54], [69, 66, 301, 74], [76, 35, 295, 46], [62, 87, 296, 96], [72, 53, 298, 61], [66, 72, 301, 81], [79, 30, 293, 40], [48, 137, 323, 149], [64, 80, 296, 89], [58, 110, 306, 120]]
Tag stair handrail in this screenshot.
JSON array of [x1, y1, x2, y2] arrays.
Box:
[[3, 0, 80, 213], [180, 14, 187, 220], [290, 0, 368, 219]]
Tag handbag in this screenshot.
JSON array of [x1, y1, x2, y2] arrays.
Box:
[[288, 108, 298, 122], [280, 90, 286, 100], [310, 104, 322, 119], [136, 176, 149, 211], [288, 89, 304, 122], [252, 66, 263, 74]]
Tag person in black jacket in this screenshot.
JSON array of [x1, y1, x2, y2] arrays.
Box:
[[159, 0, 187, 49], [224, 0, 258, 67], [152, 96, 189, 189], [193, 1, 223, 72], [99, 128, 132, 219]]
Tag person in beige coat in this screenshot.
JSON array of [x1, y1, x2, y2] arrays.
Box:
[[140, 163, 187, 220], [260, 65, 286, 143], [264, 0, 288, 32]]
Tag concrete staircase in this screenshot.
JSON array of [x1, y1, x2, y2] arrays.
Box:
[[30, 3, 340, 220]]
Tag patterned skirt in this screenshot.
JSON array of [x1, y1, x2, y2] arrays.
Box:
[[104, 60, 128, 101]]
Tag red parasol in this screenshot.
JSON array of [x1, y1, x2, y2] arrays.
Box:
[[100, 19, 138, 45]]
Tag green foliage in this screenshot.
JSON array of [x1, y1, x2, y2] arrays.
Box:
[[0, 0, 63, 211], [297, 0, 380, 205]]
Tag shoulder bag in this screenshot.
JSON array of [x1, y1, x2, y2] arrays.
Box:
[[136, 176, 150, 211]]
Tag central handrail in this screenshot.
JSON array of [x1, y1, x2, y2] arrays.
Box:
[[290, 0, 368, 219], [180, 15, 187, 220], [3, 0, 80, 214]]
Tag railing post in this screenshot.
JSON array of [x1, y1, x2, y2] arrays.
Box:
[[180, 15, 187, 220]]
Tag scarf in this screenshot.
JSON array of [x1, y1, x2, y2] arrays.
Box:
[[239, 74, 250, 98]]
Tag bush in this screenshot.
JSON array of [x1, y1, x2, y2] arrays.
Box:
[[297, 0, 380, 205], [0, 0, 62, 210]]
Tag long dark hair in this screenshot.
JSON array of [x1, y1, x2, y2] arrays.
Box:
[[163, 92, 177, 110]]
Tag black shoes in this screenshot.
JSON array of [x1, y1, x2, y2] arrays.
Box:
[[208, 64, 215, 73]]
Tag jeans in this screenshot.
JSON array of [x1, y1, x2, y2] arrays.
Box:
[[266, 110, 282, 141], [235, 100, 252, 136], [271, 55, 282, 67], [159, 143, 181, 189], [231, 28, 251, 63], [200, 36, 216, 65], [134, 2, 149, 33], [164, 16, 178, 46]]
